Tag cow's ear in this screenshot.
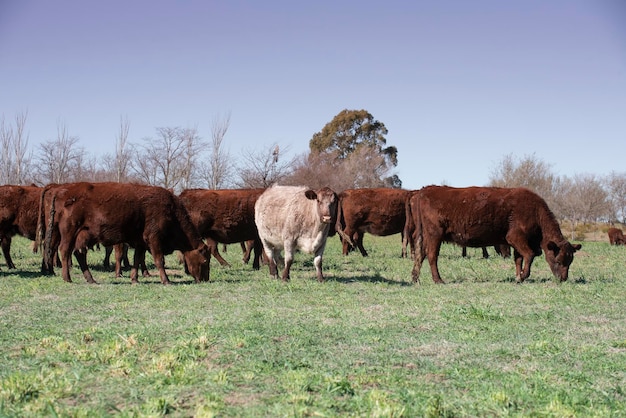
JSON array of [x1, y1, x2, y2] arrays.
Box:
[[547, 241, 559, 254], [573, 243, 582, 251], [305, 190, 317, 200]]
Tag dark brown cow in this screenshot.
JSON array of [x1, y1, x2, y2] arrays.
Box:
[[36, 182, 210, 284], [406, 186, 581, 284], [335, 188, 409, 257], [0, 185, 41, 269], [607, 227, 625, 245], [179, 188, 265, 269]]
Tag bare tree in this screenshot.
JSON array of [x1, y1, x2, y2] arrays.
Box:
[[34, 121, 85, 184], [1, 111, 33, 185], [131, 126, 203, 193], [605, 171, 626, 224], [236, 143, 295, 188], [554, 173, 610, 226], [202, 112, 234, 189], [489, 153, 558, 206], [100, 116, 132, 182]]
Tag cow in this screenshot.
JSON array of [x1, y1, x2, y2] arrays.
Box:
[[0, 185, 41, 269], [335, 188, 409, 257], [179, 188, 265, 269], [35, 182, 210, 284], [103, 243, 149, 278], [607, 227, 625, 245], [254, 185, 338, 282], [406, 185, 581, 284]]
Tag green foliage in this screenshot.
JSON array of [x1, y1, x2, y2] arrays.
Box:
[[0, 235, 625, 416]]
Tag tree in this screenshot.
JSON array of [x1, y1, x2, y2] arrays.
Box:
[[202, 112, 234, 189], [307, 109, 401, 188], [1, 111, 33, 185], [132, 126, 204, 193], [34, 121, 85, 184], [554, 174, 610, 225], [236, 143, 295, 188], [604, 171, 626, 224], [488, 153, 558, 207], [101, 116, 133, 183]]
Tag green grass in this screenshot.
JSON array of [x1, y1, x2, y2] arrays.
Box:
[[0, 235, 625, 417]]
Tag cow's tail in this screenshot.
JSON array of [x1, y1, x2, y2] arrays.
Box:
[[333, 197, 354, 246], [33, 185, 50, 253], [406, 191, 424, 284]]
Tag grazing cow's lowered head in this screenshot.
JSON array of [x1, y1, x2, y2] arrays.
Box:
[[305, 187, 337, 225], [545, 240, 582, 281], [182, 244, 211, 283]]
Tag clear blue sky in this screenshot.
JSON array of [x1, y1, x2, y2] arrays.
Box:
[[2, 0, 625, 190]]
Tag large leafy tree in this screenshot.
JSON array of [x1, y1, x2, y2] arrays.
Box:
[[308, 109, 400, 189]]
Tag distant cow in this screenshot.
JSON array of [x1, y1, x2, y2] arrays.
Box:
[[36, 182, 210, 284], [179, 188, 265, 269], [0, 185, 40, 269], [607, 227, 625, 245], [406, 186, 581, 284], [254, 185, 338, 282], [335, 188, 409, 257]]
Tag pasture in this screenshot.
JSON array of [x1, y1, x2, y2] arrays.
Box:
[[0, 234, 625, 417]]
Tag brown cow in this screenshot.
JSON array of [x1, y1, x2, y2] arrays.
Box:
[[36, 182, 210, 284], [179, 188, 265, 270], [0, 185, 41, 269], [335, 188, 409, 257], [607, 227, 625, 245], [406, 186, 581, 284], [254, 185, 338, 282]]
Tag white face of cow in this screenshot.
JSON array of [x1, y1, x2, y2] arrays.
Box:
[[305, 187, 337, 224]]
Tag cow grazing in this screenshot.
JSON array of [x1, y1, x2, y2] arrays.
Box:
[[335, 188, 409, 257], [36, 182, 210, 284], [0, 185, 41, 269], [179, 188, 265, 269], [254, 185, 338, 282], [406, 186, 581, 284], [607, 227, 625, 245]]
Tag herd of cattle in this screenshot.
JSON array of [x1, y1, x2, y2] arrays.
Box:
[[0, 182, 596, 285]]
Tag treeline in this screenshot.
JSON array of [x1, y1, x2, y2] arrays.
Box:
[[2, 111, 625, 226]]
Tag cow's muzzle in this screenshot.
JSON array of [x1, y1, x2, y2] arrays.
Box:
[[321, 215, 332, 223]]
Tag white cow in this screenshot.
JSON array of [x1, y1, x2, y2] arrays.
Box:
[[254, 185, 338, 282]]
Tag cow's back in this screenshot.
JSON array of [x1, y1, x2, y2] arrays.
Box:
[[339, 188, 407, 235], [255, 186, 317, 243]]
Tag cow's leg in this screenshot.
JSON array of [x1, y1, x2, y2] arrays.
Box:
[[151, 250, 171, 285], [461, 246, 467, 257], [426, 240, 445, 284], [482, 247, 489, 259], [252, 239, 263, 270], [74, 249, 97, 284], [206, 237, 230, 267], [1, 236, 16, 269], [130, 247, 143, 284], [313, 242, 327, 282], [355, 232, 368, 257], [58, 239, 74, 283], [507, 232, 536, 282], [113, 243, 124, 278], [281, 242, 295, 282], [241, 241, 251, 264], [103, 245, 113, 270]]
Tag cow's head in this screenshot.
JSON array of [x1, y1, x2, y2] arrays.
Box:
[[184, 244, 211, 283], [305, 187, 338, 225], [545, 240, 582, 281]]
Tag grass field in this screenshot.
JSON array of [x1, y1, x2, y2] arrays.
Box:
[[0, 234, 625, 417]]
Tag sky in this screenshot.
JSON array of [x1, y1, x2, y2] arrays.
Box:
[[1, 0, 625, 190]]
